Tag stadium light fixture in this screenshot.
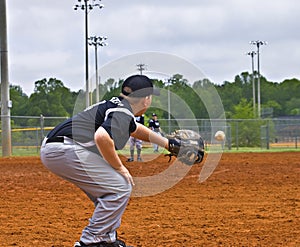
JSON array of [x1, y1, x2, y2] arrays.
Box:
[[250, 40, 267, 118], [74, 0, 104, 107], [88, 36, 108, 103]]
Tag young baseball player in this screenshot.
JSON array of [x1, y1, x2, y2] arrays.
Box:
[[148, 113, 162, 152], [127, 115, 144, 162], [40, 75, 168, 247]]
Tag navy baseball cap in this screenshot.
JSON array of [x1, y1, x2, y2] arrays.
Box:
[[122, 75, 160, 98]]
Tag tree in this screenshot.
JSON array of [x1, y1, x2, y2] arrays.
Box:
[[233, 98, 254, 119], [216, 80, 243, 118], [230, 98, 261, 146], [5, 74, 300, 122], [262, 100, 282, 118], [10, 85, 29, 116], [276, 78, 300, 115], [286, 98, 300, 115], [25, 78, 77, 126], [9, 85, 29, 127]]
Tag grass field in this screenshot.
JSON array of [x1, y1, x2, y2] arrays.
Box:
[[0, 143, 299, 157]]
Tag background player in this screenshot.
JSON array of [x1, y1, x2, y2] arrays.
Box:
[[148, 113, 162, 152], [127, 115, 144, 162]]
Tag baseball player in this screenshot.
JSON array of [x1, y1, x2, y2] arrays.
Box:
[[40, 75, 169, 247], [148, 113, 162, 152], [127, 115, 144, 162]]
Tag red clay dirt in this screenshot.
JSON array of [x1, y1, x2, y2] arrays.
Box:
[[0, 152, 299, 247]]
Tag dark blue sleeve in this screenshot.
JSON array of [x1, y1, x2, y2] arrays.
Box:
[[101, 112, 136, 150], [148, 119, 154, 128]]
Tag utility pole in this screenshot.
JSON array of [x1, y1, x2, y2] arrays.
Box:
[[0, 0, 12, 156], [250, 40, 267, 118], [74, 0, 104, 107], [88, 36, 107, 103], [136, 63, 146, 75], [247, 51, 257, 117]]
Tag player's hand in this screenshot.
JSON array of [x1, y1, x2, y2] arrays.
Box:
[[116, 165, 135, 186], [167, 129, 205, 165]]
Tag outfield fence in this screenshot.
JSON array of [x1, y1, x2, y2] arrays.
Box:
[[0, 115, 299, 155]]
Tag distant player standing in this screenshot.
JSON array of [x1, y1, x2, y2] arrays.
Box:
[[148, 113, 162, 152], [127, 115, 144, 162], [40, 75, 168, 247]]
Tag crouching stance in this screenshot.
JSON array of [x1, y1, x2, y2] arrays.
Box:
[[40, 75, 168, 247]]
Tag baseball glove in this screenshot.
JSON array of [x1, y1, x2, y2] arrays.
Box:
[[166, 129, 205, 165]]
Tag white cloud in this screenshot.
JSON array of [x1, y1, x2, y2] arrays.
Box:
[[4, 0, 300, 95]]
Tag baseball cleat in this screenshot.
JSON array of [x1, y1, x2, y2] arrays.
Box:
[[73, 239, 134, 247], [74, 241, 95, 247]]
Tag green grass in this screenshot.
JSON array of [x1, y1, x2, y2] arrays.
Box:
[[223, 147, 299, 153], [0, 145, 299, 157], [0, 147, 40, 157]]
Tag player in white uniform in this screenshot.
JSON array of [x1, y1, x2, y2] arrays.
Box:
[[127, 115, 144, 162], [40, 75, 168, 247]]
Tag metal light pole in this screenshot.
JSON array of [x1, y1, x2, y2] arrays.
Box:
[[166, 78, 175, 133], [250, 40, 267, 118], [0, 0, 12, 156], [167, 80, 171, 133], [247, 51, 257, 117], [88, 36, 107, 103], [74, 0, 104, 107]]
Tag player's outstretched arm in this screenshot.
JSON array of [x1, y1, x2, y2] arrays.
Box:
[[131, 123, 168, 149]]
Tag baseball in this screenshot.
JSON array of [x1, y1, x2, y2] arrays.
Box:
[[214, 130, 225, 141]]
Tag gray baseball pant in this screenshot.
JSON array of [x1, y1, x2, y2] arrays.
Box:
[[40, 137, 132, 244]]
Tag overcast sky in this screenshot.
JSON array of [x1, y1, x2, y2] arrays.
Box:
[[5, 0, 300, 95]]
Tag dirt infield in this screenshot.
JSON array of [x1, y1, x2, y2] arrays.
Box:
[[0, 152, 299, 247]]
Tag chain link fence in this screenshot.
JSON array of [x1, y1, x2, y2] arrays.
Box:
[[1, 116, 299, 155], [158, 118, 300, 151]]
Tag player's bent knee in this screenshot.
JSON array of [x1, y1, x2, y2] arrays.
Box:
[[114, 179, 132, 197]]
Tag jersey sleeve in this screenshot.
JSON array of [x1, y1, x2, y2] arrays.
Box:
[[148, 119, 154, 128], [101, 111, 136, 150]]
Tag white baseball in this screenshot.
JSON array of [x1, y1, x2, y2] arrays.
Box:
[[214, 130, 225, 141]]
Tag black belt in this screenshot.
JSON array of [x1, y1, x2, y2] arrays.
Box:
[[46, 136, 64, 144]]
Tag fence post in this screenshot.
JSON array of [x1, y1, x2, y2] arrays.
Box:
[[36, 127, 39, 153], [266, 120, 270, 150], [227, 124, 231, 150], [40, 114, 45, 139], [235, 121, 239, 150]]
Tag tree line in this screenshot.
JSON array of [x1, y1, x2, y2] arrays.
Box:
[[6, 72, 300, 128]]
